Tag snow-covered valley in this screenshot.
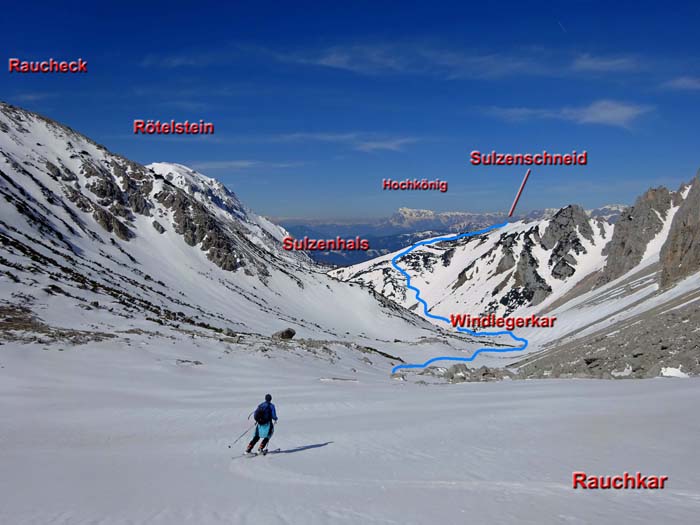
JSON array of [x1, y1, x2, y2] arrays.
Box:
[[2, 101, 700, 524], [2, 334, 699, 524], [332, 179, 700, 378]]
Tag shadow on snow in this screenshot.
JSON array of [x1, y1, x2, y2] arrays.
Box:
[[274, 442, 333, 454]]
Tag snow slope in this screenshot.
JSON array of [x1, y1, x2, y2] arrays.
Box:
[[1, 334, 699, 524], [331, 211, 613, 335], [1, 102, 503, 363], [332, 188, 697, 361], [520, 196, 686, 348]]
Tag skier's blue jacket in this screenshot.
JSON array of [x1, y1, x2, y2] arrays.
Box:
[[257, 401, 278, 422], [255, 402, 277, 439]]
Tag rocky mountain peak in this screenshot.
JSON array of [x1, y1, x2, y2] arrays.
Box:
[[0, 103, 299, 280], [540, 205, 595, 280], [660, 172, 700, 287], [387, 208, 436, 227], [149, 162, 249, 223], [1, 102, 436, 342], [598, 186, 675, 285], [587, 204, 626, 223], [541, 205, 594, 246]]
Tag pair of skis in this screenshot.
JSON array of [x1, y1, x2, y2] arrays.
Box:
[[234, 447, 281, 460]]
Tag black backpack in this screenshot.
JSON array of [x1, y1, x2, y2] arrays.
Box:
[[253, 402, 272, 425]]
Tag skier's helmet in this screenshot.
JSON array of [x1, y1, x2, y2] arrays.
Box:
[[265, 393, 272, 402]]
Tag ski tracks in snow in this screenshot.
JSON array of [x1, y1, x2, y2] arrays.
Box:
[[390, 223, 530, 373]]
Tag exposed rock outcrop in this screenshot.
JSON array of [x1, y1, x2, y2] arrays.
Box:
[[422, 364, 515, 383], [0, 102, 308, 280], [272, 328, 296, 340], [92, 207, 133, 241], [598, 187, 673, 285], [541, 205, 594, 280], [660, 173, 700, 287], [512, 290, 700, 379], [502, 236, 552, 308]]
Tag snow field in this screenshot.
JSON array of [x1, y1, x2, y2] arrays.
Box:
[[2, 337, 700, 524]]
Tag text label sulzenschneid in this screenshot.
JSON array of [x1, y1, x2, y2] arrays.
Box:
[[471, 150, 587, 166]]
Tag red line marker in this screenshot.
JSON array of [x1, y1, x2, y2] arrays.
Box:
[[508, 169, 532, 217]]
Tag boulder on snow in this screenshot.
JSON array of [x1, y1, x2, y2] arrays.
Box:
[[272, 328, 296, 340]]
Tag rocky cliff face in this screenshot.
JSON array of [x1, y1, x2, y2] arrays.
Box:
[[598, 187, 674, 285], [0, 103, 301, 281], [384, 208, 509, 233], [660, 173, 700, 287], [541, 205, 595, 280], [332, 204, 612, 317], [0, 102, 437, 342]]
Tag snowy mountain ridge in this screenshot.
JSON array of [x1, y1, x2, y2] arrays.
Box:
[[330, 204, 617, 318], [331, 176, 700, 376], [2, 102, 699, 379], [146, 161, 306, 266], [282, 205, 625, 268], [386, 203, 625, 229], [3, 102, 498, 366]]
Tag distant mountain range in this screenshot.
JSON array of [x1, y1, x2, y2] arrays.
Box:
[[280, 205, 627, 266], [2, 102, 698, 381], [331, 177, 700, 378], [0, 102, 445, 354]]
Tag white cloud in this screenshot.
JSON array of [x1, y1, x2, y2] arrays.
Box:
[[274, 46, 648, 80], [190, 160, 303, 171], [12, 93, 55, 102], [661, 76, 700, 90], [484, 99, 653, 128], [301, 46, 409, 75], [280, 44, 556, 79], [354, 138, 419, 152], [157, 100, 210, 111], [274, 132, 362, 143], [561, 100, 653, 127], [485, 107, 553, 121], [571, 54, 641, 72], [140, 52, 221, 68], [141, 43, 652, 84], [271, 131, 419, 152], [141, 42, 559, 79]]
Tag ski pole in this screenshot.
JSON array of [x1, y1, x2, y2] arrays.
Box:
[[229, 423, 256, 447]]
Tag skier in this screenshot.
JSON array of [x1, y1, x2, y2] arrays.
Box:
[[245, 394, 278, 454]]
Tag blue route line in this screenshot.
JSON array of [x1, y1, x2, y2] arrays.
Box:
[[390, 222, 529, 374]]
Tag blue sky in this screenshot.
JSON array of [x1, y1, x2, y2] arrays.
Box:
[[4, 1, 700, 219]]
